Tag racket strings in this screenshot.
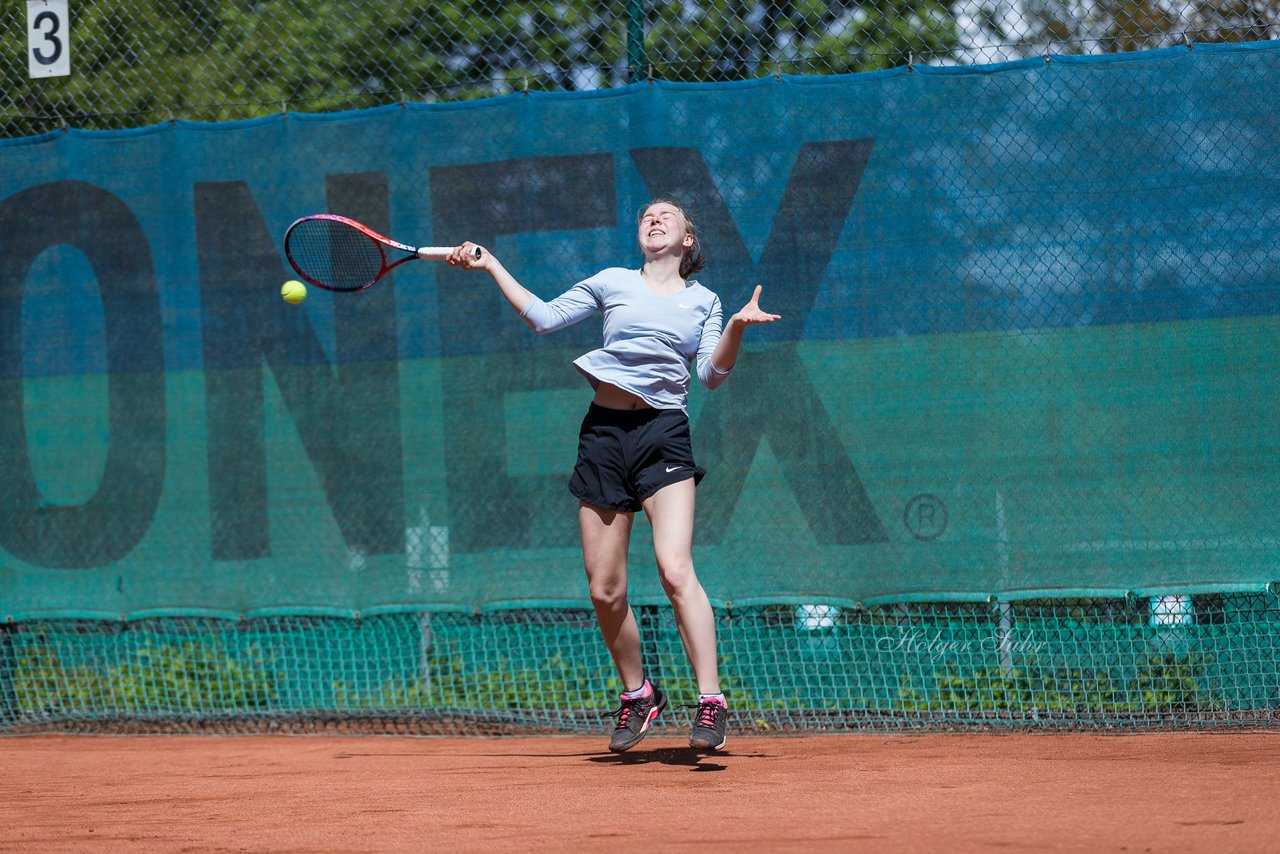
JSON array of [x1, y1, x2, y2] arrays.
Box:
[[288, 219, 385, 291]]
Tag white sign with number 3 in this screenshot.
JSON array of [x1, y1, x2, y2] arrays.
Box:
[[28, 0, 71, 79]]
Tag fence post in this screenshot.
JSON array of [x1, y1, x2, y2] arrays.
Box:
[[627, 0, 646, 83], [0, 622, 16, 726]]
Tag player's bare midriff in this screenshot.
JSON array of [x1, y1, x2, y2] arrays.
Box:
[[593, 382, 652, 410]]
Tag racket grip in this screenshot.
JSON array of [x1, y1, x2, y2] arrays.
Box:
[[417, 245, 483, 261]]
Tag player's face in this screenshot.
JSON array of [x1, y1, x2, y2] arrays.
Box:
[[638, 203, 693, 257]]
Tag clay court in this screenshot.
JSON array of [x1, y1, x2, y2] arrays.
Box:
[[1, 732, 1273, 852]]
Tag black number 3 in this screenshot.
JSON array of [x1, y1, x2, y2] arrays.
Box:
[[32, 10, 63, 66]]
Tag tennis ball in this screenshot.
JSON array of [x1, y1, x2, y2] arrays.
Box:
[[281, 280, 306, 304]]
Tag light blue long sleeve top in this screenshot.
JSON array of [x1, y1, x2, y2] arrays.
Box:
[[519, 267, 731, 411]]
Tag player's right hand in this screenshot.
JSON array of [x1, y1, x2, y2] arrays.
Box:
[[449, 242, 488, 269]]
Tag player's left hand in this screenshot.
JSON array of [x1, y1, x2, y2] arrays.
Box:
[[731, 285, 781, 327]]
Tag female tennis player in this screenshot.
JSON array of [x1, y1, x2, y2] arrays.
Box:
[[447, 200, 779, 753]]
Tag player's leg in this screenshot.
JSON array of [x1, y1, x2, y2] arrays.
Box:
[[641, 479, 719, 693], [579, 501, 642, 688], [643, 479, 728, 751], [580, 501, 667, 752]]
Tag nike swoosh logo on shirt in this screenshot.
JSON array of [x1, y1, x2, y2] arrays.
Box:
[[678, 303, 695, 308]]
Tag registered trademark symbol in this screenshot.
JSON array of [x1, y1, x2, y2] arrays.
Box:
[[903, 493, 948, 541]]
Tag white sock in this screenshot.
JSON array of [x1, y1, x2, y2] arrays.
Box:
[[621, 679, 651, 699]]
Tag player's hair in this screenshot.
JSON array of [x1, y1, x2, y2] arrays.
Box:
[[640, 198, 706, 279]]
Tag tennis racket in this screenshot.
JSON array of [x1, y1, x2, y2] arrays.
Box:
[[283, 214, 481, 292]]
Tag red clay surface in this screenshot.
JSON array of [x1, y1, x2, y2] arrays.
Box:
[[1, 733, 1274, 852]]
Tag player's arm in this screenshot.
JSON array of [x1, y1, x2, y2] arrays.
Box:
[[446, 242, 600, 333], [447, 241, 534, 315], [706, 285, 781, 377]]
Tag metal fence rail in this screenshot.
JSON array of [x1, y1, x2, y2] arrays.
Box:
[[2, 0, 1277, 138]]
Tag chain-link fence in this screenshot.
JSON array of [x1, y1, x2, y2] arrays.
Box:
[[3, 0, 1278, 138], [4, 2, 1280, 735]]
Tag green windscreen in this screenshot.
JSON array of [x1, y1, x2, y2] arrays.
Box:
[[3, 44, 1280, 621]]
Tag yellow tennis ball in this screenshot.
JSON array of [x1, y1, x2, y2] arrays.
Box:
[[281, 280, 306, 304]]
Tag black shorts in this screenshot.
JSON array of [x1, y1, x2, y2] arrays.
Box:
[[569, 404, 706, 513]]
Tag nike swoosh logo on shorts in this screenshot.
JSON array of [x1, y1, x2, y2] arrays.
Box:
[[666, 465, 682, 472]]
